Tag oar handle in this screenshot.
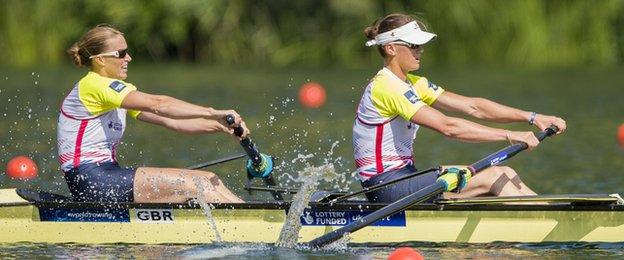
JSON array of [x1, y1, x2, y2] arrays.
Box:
[[225, 115, 245, 137], [536, 125, 559, 141], [470, 125, 559, 173], [225, 115, 261, 166]]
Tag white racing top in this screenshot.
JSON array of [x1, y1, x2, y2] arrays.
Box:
[[353, 68, 445, 181], [57, 72, 141, 172]]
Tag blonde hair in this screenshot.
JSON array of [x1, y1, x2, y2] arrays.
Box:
[[364, 13, 429, 57], [67, 24, 123, 67]]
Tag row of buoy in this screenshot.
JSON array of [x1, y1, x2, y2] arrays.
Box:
[[2, 127, 624, 181]]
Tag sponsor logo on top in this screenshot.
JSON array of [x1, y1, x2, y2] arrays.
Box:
[[403, 89, 420, 104], [108, 121, 123, 131], [109, 81, 126, 93], [428, 81, 439, 91]]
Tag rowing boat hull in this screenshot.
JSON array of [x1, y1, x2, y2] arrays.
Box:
[[1, 189, 623, 244]]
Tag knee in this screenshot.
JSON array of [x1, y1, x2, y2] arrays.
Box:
[[185, 173, 221, 191], [480, 167, 505, 186], [491, 166, 518, 178]]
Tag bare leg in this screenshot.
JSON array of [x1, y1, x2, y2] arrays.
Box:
[[442, 166, 536, 199], [133, 167, 244, 203]]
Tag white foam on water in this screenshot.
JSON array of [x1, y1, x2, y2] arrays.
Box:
[[180, 243, 272, 259], [319, 233, 351, 251]]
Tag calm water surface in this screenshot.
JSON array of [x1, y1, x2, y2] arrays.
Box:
[[1, 242, 623, 259], [1, 65, 623, 258]]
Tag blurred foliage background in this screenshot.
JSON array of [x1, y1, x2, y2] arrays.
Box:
[[1, 0, 624, 196], [2, 0, 624, 68]]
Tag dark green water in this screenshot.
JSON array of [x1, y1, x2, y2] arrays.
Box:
[[1, 242, 623, 259], [1, 65, 623, 257]]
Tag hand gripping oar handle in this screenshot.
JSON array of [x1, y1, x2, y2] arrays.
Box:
[[225, 115, 262, 166], [306, 125, 559, 248], [225, 115, 283, 201], [469, 126, 558, 173]]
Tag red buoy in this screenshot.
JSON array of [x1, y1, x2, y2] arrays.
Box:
[[388, 247, 424, 260], [618, 124, 624, 147], [298, 82, 326, 108], [5, 156, 38, 180]]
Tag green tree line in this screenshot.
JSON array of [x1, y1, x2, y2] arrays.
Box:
[[1, 0, 623, 68]]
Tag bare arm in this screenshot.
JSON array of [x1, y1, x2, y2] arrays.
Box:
[[122, 90, 250, 137], [137, 112, 250, 137], [432, 91, 567, 133], [432, 91, 529, 123], [411, 105, 540, 149], [121, 90, 241, 123]]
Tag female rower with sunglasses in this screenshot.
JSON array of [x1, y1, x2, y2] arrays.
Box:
[[353, 14, 567, 203], [61, 24, 246, 203]]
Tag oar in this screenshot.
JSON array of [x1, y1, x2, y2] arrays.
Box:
[[306, 126, 559, 248], [225, 115, 283, 201], [244, 185, 300, 194], [186, 153, 247, 170]]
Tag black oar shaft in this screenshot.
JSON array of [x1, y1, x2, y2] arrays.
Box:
[[244, 185, 300, 194], [307, 126, 559, 248]]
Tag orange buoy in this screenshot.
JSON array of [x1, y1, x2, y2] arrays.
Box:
[[5, 156, 38, 180], [298, 82, 326, 108], [388, 247, 424, 260], [618, 124, 624, 146]]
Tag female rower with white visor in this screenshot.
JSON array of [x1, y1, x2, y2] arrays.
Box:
[[353, 13, 567, 203], [60, 24, 247, 203]]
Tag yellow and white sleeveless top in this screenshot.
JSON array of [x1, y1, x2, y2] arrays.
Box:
[[353, 68, 444, 181], [57, 72, 141, 172]]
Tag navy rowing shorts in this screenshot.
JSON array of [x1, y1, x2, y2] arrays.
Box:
[[361, 164, 439, 203], [64, 161, 136, 202]]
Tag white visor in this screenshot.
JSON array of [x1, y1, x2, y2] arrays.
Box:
[[365, 21, 436, 47]]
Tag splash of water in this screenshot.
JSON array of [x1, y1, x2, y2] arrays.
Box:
[[319, 233, 351, 251], [192, 176, 223, 243], [275, 162, 340, 248]]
